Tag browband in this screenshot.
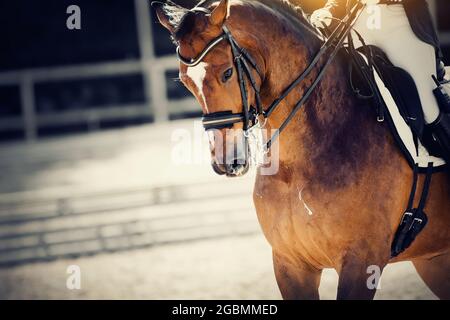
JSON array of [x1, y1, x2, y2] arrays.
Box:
[[176, 34, 226, 67], [190, 7, 211, 15]]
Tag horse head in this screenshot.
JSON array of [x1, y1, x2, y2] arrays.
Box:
[[154, 0, 270, 177], [154, 0, 326, 177]]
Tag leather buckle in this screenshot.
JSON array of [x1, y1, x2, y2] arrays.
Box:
[[400, 211, 413, 224], [409, 217, 424, 231]]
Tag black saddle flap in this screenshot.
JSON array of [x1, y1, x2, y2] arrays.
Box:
[[365, 46, 425, 139]]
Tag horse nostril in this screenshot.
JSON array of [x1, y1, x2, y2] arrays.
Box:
[[227, 159, 241, 170], [225, 158, 248, 176]]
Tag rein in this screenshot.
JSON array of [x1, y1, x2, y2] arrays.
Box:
[[176, 3, 364, 150]]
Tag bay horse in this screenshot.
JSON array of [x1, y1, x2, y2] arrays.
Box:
[[154, 0, 450, 299]]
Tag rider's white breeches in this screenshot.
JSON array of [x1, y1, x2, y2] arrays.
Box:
[[352, 4, 440, 123]]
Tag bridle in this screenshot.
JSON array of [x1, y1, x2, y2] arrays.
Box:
[[178, 21, 264, 133], [177, 3, 364, 150]]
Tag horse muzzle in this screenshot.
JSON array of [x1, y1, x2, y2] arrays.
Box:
[[211, 161, 226, 176], [224, 158, 250, 177], [211, 158, 249, 177]]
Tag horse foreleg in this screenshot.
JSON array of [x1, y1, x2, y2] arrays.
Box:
[[336, 252, 388, 300], [412, 253, 450, 300], [272, 251, 322, 300]]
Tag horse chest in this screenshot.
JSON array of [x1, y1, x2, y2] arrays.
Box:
[[253, 177, 325, 254]]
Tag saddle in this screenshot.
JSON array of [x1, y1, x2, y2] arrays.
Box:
[[345, 40, 449, 257]]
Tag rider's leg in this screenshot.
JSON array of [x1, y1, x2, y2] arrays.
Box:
[[353, 4, 450, 162], [353, 4, 440, 123]]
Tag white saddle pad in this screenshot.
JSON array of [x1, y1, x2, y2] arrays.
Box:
[[367, 54, 446, 170]]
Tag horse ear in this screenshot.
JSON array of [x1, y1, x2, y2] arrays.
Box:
[[152, 1, 177, 34], [209, 0, 230, 26]]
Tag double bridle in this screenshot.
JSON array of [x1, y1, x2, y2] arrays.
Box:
[[177, 3, 364, 150], [178, 22, 263, 133]]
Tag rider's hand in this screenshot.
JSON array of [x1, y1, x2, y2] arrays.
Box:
[[310, 8, 333, 29]]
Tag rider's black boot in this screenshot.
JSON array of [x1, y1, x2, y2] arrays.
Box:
[[429, 112, 450, 164]]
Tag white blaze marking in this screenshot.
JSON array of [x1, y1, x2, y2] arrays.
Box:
[[186, 62, 208, 112], [298, 187, 313, 216]]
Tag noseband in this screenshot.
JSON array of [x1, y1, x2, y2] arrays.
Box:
[[177, 3, 364, 149]]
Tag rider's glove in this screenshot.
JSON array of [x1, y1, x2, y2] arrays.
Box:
[[311, 1, 381, 29], [310, 8, 333, 29]]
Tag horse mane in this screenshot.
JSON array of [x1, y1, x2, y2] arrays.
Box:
[[160, 0, 318, 41], [254, 0, 317, 34]]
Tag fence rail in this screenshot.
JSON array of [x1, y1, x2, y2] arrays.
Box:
[[0, 177, 258, 266], [0, 0, 197, 142]]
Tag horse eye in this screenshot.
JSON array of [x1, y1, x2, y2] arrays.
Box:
[[222, 68, 233, 83]]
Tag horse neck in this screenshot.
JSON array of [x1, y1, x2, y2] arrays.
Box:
[[244, 7, 388, 186], [228, 3, 328, 132], [252, 15, 342, 159]]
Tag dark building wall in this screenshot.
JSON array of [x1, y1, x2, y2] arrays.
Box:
[[0, 0, 140, 71]]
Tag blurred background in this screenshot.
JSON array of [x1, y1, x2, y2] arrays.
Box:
[[0, 0, 448, 299]]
